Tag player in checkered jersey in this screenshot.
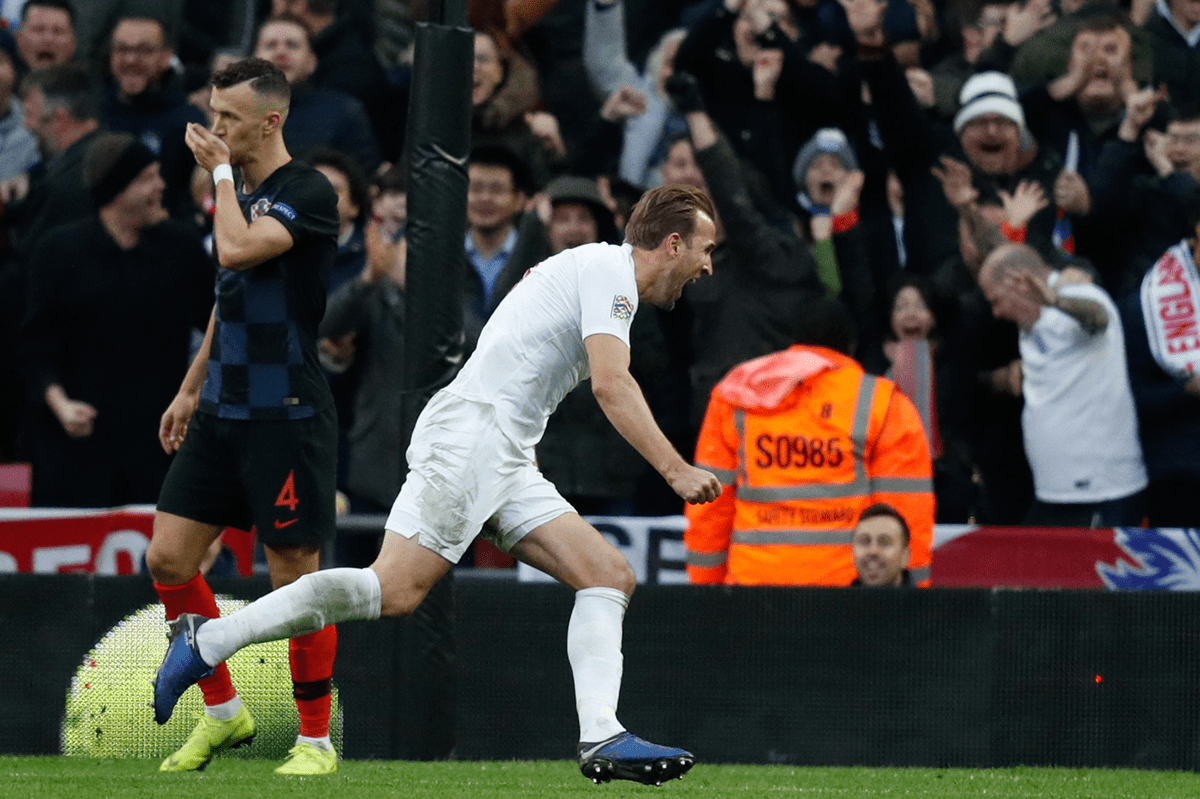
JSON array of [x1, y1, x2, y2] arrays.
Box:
[[154, 184, 721, 785], [145, 58, 341, 776]]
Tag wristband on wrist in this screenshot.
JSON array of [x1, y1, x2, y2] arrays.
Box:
[[212, 164, 234, 187], [831, 208, 859, 234], [999, 221, 1026, 242]]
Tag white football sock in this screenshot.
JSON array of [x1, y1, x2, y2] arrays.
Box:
[[204, 695, 242, 721], [196, 568, 381, 665], [569, 587, 629, 743], [296, 734, 333, 751]]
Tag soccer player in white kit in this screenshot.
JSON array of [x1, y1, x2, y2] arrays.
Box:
[[154, 184, 722, 785]]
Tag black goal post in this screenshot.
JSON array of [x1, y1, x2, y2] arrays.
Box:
[[390, 0, 471, 760]]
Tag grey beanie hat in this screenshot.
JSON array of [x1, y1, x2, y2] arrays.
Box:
[[792, 128, 859, 191]]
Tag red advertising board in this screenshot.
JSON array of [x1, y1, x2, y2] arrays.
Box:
[[0, 507, 255, 576], [932, 525, 1200, 590], [930, 526, 1124, 588]]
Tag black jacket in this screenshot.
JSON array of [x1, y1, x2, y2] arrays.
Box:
[[681, 129, 823, 429]]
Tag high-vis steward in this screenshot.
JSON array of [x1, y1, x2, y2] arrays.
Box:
[[685, 346, 934, 586]]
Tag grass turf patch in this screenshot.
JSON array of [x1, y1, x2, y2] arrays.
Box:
[[0, 757, 1196, 799]]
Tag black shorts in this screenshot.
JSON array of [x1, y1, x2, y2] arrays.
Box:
[[157, 406, 337, 547]]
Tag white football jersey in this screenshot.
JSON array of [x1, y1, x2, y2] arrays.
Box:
[[1019, 280, 1147, 502], [445, 242, 639, 449]]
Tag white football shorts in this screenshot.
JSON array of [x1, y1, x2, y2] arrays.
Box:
[[385, 390, 574, 563]]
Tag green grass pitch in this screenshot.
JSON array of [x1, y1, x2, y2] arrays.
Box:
[[1, 757, 1197, 799]]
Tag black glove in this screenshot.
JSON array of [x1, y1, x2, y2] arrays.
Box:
[[664, 71, 706, 115]]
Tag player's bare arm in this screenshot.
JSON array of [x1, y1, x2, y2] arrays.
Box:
[[159, 307, 215, 454], [585, 332, 720, 504], [185, 122, 294, 271]]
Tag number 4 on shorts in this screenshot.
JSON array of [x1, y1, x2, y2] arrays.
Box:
[[275, 470, 299, 511]]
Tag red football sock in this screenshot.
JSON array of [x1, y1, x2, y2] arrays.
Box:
[[289, 625, 337, 738], [154, 574, 238, 706]]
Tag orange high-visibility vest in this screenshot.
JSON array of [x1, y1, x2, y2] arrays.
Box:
[[685, 346, 934, 586]]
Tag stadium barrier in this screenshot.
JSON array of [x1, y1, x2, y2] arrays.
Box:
[[4, 573, 1200, 769], [6, 509, 1200, 590]]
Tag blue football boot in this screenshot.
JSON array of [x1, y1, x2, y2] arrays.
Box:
[[577, 731, 695, 785], [153, 613, 216, 725]]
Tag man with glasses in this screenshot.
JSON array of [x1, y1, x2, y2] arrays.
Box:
[[102, 14, 205, 216]]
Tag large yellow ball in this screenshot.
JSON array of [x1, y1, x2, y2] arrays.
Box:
[[62, 598, 341, 759]]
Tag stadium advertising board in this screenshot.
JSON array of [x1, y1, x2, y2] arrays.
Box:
[[3, 509, 1198, 589], [0, 507, 254, 575], [517, 517, 1200, 590]]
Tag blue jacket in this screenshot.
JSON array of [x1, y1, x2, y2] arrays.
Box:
[[0, 97, 39, 181]]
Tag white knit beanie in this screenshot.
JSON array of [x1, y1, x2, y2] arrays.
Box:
[[952, 72, 1027, 136]]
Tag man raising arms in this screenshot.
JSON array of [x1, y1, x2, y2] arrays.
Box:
[[154, 183, 720, 785], [146, 58, 340, 776]]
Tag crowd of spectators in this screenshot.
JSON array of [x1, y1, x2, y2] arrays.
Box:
[[2, 0, 1199, 533]]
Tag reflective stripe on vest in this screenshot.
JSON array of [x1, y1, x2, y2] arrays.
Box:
[[689, 551, 927, 578], [702, 465, 737, 486], [737, 475, 933, 502], [850, 374, 875, 487], [872, 476, 933, 493], [735, 408, 749, 487], [733, 528, 856, 545], [687, 550, 728, 567]]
